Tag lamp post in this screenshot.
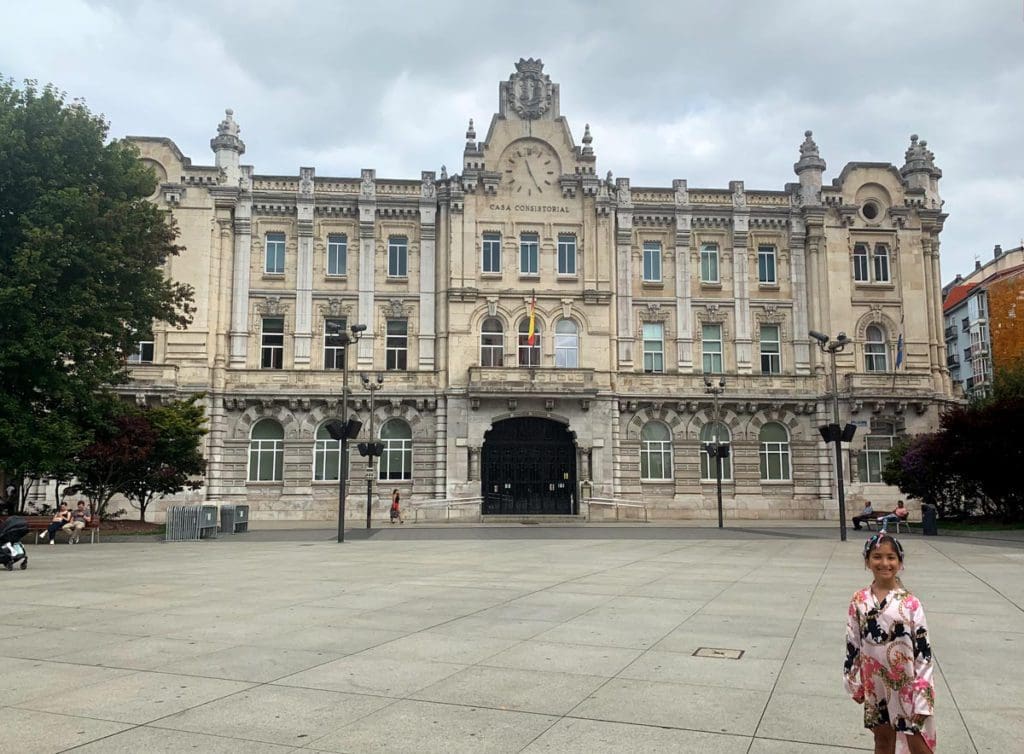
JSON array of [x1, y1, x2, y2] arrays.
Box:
[[809, 330, 856, 542], [360, 372, 385, 529], [327, 323, 367, 544], [703, 378, 727, 529]]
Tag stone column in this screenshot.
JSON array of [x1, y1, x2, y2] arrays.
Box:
[[614, 178, 634, 368], [731, 182, 752, 373], [419, 171, 437, 370], [357, 169, 376, 368], [228, 166, 254, 367], [673, 180, 693, 371], [293, 167, 315, 366], [789, 216, 811, 374]]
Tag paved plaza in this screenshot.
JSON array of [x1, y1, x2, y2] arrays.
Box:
[[1, 524, 1021, 753]]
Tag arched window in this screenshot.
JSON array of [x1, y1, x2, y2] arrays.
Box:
[[858, 420, 895, 484], [379, 419, 412, 480], [480, 317, 504, 367], [640, 421, 673, 481], [759, 422, 791, 481], [249, 419, 284, 482], [313, 422, 348, 481], [865, 325, 888, 372], [700, 422, 732, 481], [555, 319, 579, 368], [518, 318, 541, 367]]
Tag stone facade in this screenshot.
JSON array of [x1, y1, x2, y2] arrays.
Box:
[[125, 60, 955, 522]]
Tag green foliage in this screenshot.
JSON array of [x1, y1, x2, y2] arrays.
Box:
[[0, 77, 194, 495]]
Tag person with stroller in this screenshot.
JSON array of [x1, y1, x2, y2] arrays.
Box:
[[62, 500, 92, 544], [37, 502, 71, 544], [390, 488, 404, 524]]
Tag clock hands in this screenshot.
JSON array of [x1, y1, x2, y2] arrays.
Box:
[[524, 161, 542, 191]]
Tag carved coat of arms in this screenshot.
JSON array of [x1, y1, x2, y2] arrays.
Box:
[[508, 58, 552, 120]]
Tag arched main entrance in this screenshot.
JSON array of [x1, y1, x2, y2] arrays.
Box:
[[482, 417, 577, 515]]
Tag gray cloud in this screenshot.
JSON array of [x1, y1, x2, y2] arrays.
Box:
[[3, 0, 1021, 279]]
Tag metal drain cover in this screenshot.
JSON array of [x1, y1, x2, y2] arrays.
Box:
[[693, 647, 744, 660]]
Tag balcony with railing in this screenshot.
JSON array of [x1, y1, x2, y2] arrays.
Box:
[[944, 325, 956, 341], [946, 353, 959, 367]]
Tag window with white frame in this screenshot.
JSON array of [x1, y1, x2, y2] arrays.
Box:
[[327, 233, 347, 276], [700, 243, 719, 283], [248, 419, 284, 482], [386, 318, 408, 370], [555, 319, 579, 368], [261, 317, 284, 369], [482, 232, 502, 274], [388, 236, 408, 278], [873, 244, 890, 282], [324, 317, 347, 370], [702, 323, 723, 373], [517, 317, 541, 366], [557, 234, 577, 276], [642, 241, 662, 282], [853, 243, 870, 282], [759, 422, 791, 481], [265, 232, 285, 274], [128, 340, 155, 363], [642, 322, 664, 373], [758, 245, 777, 284], [640, 421, 673, 481], [759, 324, 781, 374], [700, 422, 732, 481], [313, 422, 349, 481], [480, 317, 504, 367], [520, 232, 539, 275], [857, 421, 894, 484], [379, 419, 412, 480], [864, 324, 888, 372]]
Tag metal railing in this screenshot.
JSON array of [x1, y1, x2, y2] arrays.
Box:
[[410, 496, 483, 523], [584, 497, 649, 523]]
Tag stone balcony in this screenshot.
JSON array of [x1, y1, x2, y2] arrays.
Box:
[[466, 366, 605, 397], [843, 372, 935, 394], [616, 372, 818, 398], [225, 368, 440, 399], [126, 363, 179, 390]]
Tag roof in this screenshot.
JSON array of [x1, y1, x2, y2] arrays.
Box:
[[943, 283, 977, 312], [979, 263, 1024, 289]]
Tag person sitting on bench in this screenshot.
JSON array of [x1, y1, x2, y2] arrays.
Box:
[[38, 503, 71, 544], [852, 501, 875, 530], [877, 501, 909, 531], [62, 500, 92, 544]]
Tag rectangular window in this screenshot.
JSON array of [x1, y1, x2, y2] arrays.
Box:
[[388, 236, 408, 278], [520, 232, 539, 275], [961, 317, 969, 332], [386, 318, 408, 370], [324, 318, 347, 370], [700, 244, 719, 283], [642, 241, 662, 282], [873, 244, 890, 282], [265, 232, 285, 274], [757, 245, 777, 284], [482, 232, 502, 274], [127, 341, 155, 364], [858, 434, 895, 484], [759, 324, 781, 374], [642, 323, 664, 374], [853, 243, 870, 282], [557, 234, 577, 276], [261, 317, 284, 369], [702, 323, 723, 373], [326, 234, 347, 276]]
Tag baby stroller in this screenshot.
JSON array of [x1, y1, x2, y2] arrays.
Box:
[[0, 516, 29, 571]]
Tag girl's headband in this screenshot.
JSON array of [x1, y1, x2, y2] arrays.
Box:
[[862, 533, 904, 560]]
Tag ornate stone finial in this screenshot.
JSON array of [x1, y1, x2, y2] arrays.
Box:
[[582, 124, 593, 156], [360, 168, 375, 199], [794, 129, 824, 175], [421, 170, 436, 200], [465, 118, 476, 146], [606, 170, 614, 188], [210, 107, 245, 155], [440, 164, 448, 180], [901, 133, 938, 176], [218, 109, 239, 137]]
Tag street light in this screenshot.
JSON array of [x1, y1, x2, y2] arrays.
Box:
[[703, 378, 728, 529], [326, 323, 367, 543], [809, 330, 857, 542], [359, 372, 385, 529]]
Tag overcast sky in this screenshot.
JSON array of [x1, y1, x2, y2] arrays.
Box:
[[4, 0, 1022, 281]]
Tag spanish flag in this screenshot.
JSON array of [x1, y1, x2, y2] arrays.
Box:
[[527, 292, 537, 346]]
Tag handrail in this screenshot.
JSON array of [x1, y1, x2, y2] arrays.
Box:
[[410, 496, 482, 523], [585, 496, 649, 523]]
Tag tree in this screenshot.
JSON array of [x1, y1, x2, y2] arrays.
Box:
[[0, 78, 194, 500], [72, 410, 157, 517], [121, 396, 208, 521], [882, 434, 977, 518]]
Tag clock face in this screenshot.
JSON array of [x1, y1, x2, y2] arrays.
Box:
[[504, 141, 558, 196]]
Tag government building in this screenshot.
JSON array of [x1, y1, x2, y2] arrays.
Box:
[[125, 59, 955, 522]]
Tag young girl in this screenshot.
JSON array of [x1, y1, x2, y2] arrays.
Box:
[[844, 533, 936, 753]]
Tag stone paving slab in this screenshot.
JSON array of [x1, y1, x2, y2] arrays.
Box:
[[0, 528, 1020, 752]]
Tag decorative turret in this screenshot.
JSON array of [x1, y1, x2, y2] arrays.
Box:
[[900, 134, 942, 208], [210, 109, 245, 187], [465, 119, 476, 150], [793, 130, 825, 206]]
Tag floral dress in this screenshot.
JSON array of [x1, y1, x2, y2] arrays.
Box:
[[844, 586, 937, 752]]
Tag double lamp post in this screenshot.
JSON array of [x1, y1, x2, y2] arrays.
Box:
[[703, 378, 728, 529]]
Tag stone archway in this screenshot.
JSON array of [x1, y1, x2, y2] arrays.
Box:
[[481, 417, 577, 515]]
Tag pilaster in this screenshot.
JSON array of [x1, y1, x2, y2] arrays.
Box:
[[418, 171, 437, 370], [614, 178, 634, 369], [294, 167, 315, 366], [357, 169, 376, 369], [673, 179, 693, 371], [228, 165, 254, 367], [731, 181, 752, 373], [789, 215, 811, 374]]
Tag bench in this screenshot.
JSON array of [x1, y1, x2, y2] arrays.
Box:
[[865, 516, 914, 534], [1, 515, 101, 544]]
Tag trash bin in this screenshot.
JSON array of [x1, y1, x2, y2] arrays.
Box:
[[922, 504, 938, 536], [219, 505, 236, 534]]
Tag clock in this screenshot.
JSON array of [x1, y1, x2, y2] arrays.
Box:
[[504, 141, 559, 197]]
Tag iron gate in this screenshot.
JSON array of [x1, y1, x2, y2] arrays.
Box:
[[482, 418, 577, 515]]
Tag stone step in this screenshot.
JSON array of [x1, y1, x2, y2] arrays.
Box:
[[481, 515, 582, 524]]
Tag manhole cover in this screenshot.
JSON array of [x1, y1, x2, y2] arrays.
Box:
[[693, 647, 744, 660]]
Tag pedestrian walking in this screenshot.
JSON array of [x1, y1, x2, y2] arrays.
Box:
[[390, 488, 404, 524], [844, 533, 936, 753]]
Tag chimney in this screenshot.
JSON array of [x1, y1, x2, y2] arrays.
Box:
[[994, 244, 1003, 258], [975, 260, 982, 271], [954, 274, 963, 283]]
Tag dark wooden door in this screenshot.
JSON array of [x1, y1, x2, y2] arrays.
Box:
[[482, 418, 576, 515]]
